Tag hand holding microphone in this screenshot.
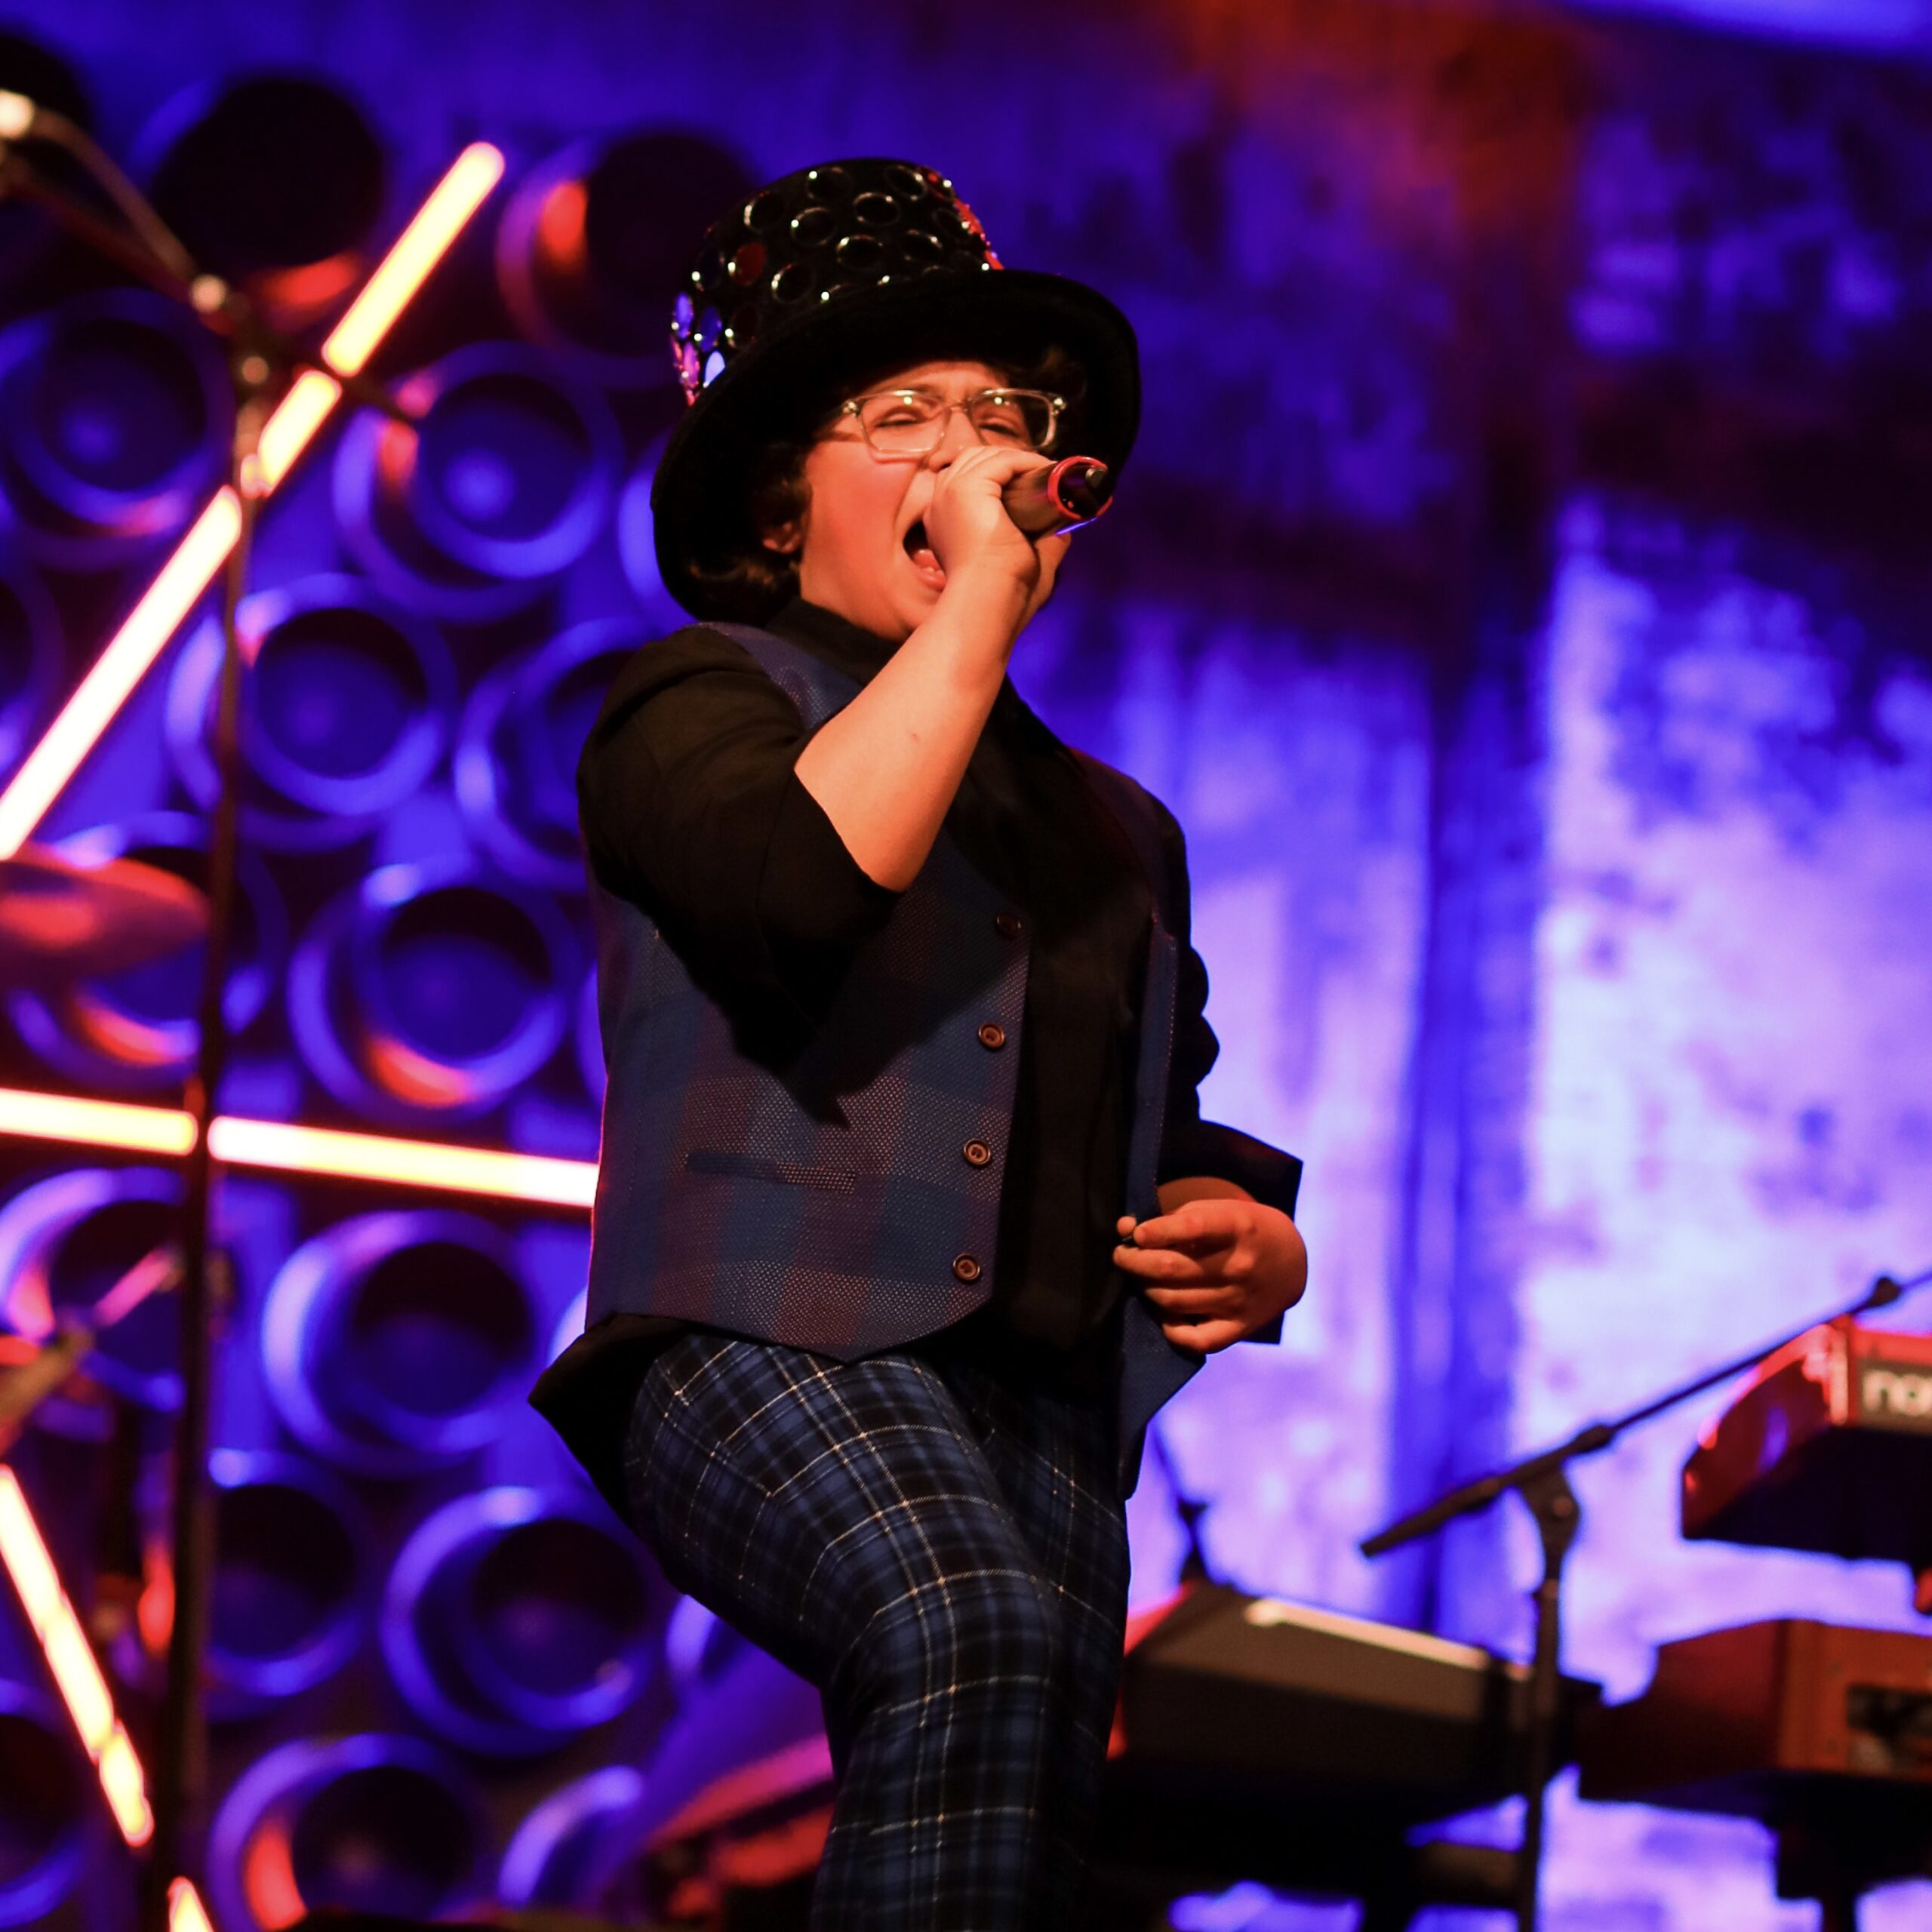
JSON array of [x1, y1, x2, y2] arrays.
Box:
[[1000, 455, 1113, 537]]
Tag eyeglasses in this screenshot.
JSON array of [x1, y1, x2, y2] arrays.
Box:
[[838, 387, 1064, 457]]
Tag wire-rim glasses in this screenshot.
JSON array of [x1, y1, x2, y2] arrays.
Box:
[[839, 387, 1064, 457]]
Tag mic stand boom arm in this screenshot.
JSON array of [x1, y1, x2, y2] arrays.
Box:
[[0, 99, 411, 425], [1358, 1266, 1926, 1932]]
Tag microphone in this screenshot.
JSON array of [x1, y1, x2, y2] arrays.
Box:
[[1002, 456, 1113, 537]]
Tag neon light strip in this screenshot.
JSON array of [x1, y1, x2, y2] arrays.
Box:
[[0, 1088, 195, 1156], [0, 143, 505, 860], [0, 495, 244, 859], [0, 1088, 597, 1210], [208, 1115, 596, 1208], [322, 143, 505, 374], [0, 1466, 153, 1846], [168, 1877, 216, 1932]]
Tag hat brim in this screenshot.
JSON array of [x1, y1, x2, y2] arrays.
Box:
[[650, 268, 1140, 621]]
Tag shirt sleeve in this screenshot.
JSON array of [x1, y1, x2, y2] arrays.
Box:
[[577, 627, 900, 1017], [1148, 799, 1303, 1342]]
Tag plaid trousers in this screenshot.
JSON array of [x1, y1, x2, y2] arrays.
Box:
[[621, 1322, 1131, 1931]]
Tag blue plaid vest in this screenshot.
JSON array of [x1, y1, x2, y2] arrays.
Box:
[[583, 624, 1201, 1490]]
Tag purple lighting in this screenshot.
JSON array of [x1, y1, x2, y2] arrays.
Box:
[[0, 5, 1927, 1928]]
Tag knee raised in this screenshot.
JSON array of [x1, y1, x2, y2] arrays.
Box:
[[858, 1569, 1064, 1710]]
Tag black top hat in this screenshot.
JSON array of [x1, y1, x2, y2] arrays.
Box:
[[650, 158, 1140, 621]]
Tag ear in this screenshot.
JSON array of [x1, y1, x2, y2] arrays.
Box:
[[761, 519, 804, 558]]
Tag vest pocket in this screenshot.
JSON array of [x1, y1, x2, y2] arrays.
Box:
[[683, 1149, 860, 1192]]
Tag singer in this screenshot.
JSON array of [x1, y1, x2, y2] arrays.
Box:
[[534, 157, 1307, 1930]]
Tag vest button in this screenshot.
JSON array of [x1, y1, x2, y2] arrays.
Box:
[[962, 1138, 992, 1168], [977, 1022, 1007, 1051], [994, 911, 1023, 940], [952, 1253, 983, 1283]]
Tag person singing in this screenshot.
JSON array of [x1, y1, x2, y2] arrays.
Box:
[[534, 156, 1307, 1930]]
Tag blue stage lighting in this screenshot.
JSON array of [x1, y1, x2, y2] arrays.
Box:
[[166, 575, 457, 853], [259, 1209, 541, 1478]]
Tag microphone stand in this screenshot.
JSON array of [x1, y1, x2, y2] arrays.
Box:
[[0, 100, 406, 1931], [1358, 1266, 1928, 1932], [138, 364, 269, 1932]]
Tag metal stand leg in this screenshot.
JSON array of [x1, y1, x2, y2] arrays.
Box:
[[139, 380, 266, 1932], [1513, 1466, 1580, 1932]]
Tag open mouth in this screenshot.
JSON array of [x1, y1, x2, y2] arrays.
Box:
[[902, 518, 943, 586]]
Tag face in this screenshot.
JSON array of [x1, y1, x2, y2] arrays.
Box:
[[764, 358, 1024, 642]]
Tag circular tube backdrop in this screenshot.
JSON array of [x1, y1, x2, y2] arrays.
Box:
[[208, 1732, 488, 1932], [332, 342, 622, 622], [7, 811, 287, 1090], [454, 617, 645, 891], [138, 74, 386, 329], [205, 1449, 374, 1715], [381, 1485, 666, 1757], [498, 1764, 647, 1910], [0, 540, 60, 778], [494, 131, 751, 388], [166, 575, 457, 854], [0, 1681, 88, 1927], [0, 1166, 185, 1415], [0, 289, 231, 568], [260, 1208, 541, 1478], [288, 854, 577, 1120], [612, 429, 673, 612]]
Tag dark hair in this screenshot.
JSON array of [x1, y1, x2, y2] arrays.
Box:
[[685, 342, 1090, 621]]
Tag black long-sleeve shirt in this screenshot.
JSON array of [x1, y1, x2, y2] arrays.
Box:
[[534, 596, 1258, 1492]]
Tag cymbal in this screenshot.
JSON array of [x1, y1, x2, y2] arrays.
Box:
[[0, 843, 208, 987]]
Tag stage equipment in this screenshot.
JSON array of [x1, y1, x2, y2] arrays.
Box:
[[1682, 1315, 1932, 1605], [141, 77, 385, 329], [0, 290, 232, 567], [0, 1232, 175, 1470], [332, 343, 621, 620], [0, 140, 505, 861], [0, 543, 60, 777], [499, 1764, 648, 1911], [0, 1678, 88, 1924], [0, 1087, 600, 1207], [0, 839, 205, 988], [288, 857, 578, 1119], [0, 1168, 187, 1416], [455, 617, 646, 891], [166, 576, 457, 854], [497, 131, 751, 386], [168, 1878, 214, 1932], [0, 115, 502, 1928], [380, 1486, 664, 1757], [1359, 1266, 1927, 1932], [205, 1734, 487, 1932], [260, 1209, 541, 1478], [200, 1451, 371, 1716], [1580, 1619, 1932, 1931], [0, 1467, 150, 1846], [628, 1583, 1600, 1930], [8, 812, 282, 1088]]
